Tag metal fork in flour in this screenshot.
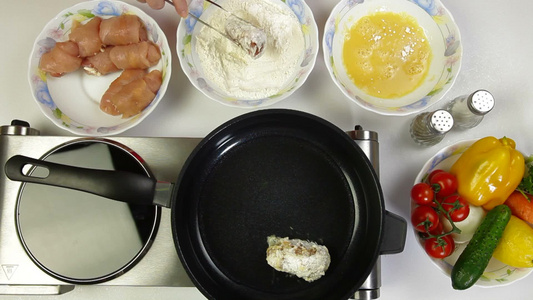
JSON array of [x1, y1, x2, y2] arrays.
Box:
[[165, 0, 266, 59]]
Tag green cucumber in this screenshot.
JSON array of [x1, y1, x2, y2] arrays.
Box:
[[451, 204, 511, 290]]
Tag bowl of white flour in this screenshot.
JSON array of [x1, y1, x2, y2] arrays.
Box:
[[177, 0, 318, 107]]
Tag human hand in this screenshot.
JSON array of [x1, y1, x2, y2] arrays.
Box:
[[138, 0, 188, 18]]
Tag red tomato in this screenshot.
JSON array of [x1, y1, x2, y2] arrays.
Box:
[[411, 183, 435, 206], [429, 171, 458, 197], [428, 220, 444, 235], [420, 221, 444, 239], [424, 235, 455, 259], [427, 169, 445, 183], [411, 206, 439, 233], [441, 195, 470, 222]]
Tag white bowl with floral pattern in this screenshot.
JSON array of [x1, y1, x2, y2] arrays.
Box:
[[28, 0, 171, 136], [413, 140, 533, 288], [323, 0, 462, 116], [176, 0, 318, 108]]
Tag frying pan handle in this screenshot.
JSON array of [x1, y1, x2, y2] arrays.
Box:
[[379, 211, 407, 255], [5, 155, 156, 206]]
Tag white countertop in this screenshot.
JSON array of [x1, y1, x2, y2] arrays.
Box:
[[1, 0, 532, 299]]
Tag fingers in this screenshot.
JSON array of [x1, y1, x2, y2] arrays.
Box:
[[172, 0, 189, 18], [138, 0, 188, 18], [145, 0, 166, 10]]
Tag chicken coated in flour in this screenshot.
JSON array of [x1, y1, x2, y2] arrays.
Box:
[[266, 235, 331, 282]]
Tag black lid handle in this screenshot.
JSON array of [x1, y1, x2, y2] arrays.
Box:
[[380, 211, 407, 255], [5, 155, 156, 206]]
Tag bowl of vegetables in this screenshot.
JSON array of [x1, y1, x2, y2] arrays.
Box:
[[411, 137, 533, 289]]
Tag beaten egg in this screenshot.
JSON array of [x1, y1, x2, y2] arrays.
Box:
[[342, 11, 432, 99]]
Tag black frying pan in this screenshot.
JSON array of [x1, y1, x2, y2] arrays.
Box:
[[5, 109, 406, 300]]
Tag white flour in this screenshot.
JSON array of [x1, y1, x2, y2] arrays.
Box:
[[195, 0, 305, 100]]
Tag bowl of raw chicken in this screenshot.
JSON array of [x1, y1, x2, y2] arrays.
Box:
[[177, 0, 319, 108], [28, 0, 171, 136]]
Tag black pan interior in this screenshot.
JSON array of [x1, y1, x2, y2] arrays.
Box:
[[172, 110, 384, 300]]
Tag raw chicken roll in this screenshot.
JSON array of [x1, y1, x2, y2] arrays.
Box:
[[99, 14, 148, 46], [82, 47, 120, 76], [109, 41, 161, 70], [100, 69, 162, 118], [69, 17, 104, 57], [39, 41, 82, 77]]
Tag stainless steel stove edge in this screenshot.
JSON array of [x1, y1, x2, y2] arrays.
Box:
[[0, 133, 201, 293]]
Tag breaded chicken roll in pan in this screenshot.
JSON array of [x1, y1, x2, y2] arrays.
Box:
[[172, 109, 406, 300]]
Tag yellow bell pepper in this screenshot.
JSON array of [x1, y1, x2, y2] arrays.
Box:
[[450, 136, 524, 210]]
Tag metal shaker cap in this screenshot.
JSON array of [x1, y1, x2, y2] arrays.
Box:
[[429, 110, 454, 133], [468, 90, 495, 115], [350, 125, 378, 141], [0, 120, 40, 136]]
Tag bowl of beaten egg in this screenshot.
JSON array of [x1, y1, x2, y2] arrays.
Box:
[[177, 0, 318, 108], [323, 0, 462, 116]]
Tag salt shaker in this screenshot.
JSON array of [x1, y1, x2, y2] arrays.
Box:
[[409, 109, 454, 146], [446, 90, 495, 129]]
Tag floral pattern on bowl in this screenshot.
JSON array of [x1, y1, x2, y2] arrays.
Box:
[[28, 0, 171, 136], [176, 0, 318, 108], [323, 0, 462, 116], [413, 140, 533, 287]]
